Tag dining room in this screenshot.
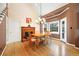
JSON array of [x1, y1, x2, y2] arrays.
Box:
[[0, 3, 79, 56]]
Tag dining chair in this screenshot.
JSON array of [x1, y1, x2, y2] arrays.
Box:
[[29, 35, 36, 46]]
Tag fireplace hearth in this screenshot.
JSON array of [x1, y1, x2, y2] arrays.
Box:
[[21, 27, 35, 42], [24, 32, 29, 39]]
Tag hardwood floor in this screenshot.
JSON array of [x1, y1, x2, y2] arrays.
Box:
[[2, 38, 79, 56]]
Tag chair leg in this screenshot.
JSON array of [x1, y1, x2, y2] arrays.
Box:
[[35, 40, 39, 48]]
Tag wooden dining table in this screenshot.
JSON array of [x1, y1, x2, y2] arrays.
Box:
[[32, 33, 45, 37], [30, 33, 50, 47], [31, 33, 49, 40]]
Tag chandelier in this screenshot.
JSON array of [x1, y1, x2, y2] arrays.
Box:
[[35, 3, 46, 24]]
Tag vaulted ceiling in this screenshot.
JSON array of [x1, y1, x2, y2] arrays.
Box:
[[0, 3, 68, 17], [33, 3, 68, 16]]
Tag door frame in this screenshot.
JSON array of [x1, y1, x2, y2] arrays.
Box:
[[60, 17, 67, 43]]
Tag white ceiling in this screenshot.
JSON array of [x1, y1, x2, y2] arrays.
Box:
[[0, 3, 68, 16], [0, 3, 6, 12], [33, 3, 68, 16]]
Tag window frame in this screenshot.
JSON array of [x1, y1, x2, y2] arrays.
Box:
[[49, 20, 59, 34]]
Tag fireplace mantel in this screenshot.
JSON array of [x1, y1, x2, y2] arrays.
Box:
[[21, 27, 35, 42]]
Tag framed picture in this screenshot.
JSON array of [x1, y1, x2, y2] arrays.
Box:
[[49, 20, 59, 34]]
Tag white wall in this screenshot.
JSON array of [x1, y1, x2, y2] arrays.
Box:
[[6, 3, 40, 44], [6, 3, 68, 44], [6, 17, 21, 43]]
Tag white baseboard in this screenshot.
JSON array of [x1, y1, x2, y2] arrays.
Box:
[[6, 40, 21, 44], [65, 42, 79, 50], [74, 46, 79, 49], [66, 42, 75, 46], [59, 39, 79, 50], [1, 45, 7, 56]]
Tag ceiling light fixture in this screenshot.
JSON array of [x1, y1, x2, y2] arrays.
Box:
[[39, 3, 46, 24], [35, 3, 46, 24]]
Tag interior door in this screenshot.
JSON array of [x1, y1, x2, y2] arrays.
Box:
[[60, 17, 67, 43], [8, 19, 20, 43]]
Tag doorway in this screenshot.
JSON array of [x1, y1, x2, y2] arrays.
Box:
[[60, 17, 67, 43]]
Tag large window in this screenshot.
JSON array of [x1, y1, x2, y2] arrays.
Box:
[[49, 21, 59, 34], [44, 23, 47, 32]]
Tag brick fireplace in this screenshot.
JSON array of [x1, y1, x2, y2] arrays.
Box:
[[21, 27, 35, 42]]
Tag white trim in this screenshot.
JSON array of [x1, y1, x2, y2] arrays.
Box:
[[59, 39, 79, 50], [7, 41, 21, 44], [66, 42, 75, 46], [66, 42, 79, 50], [74, 46, 79, 50], [60, 17, 67, 43], [1, 45, 7, 56]]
